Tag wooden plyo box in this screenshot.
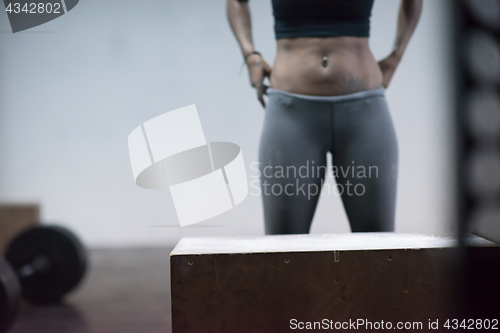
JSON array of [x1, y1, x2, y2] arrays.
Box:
[[0, 204, 39, 255], [170, 233, 497, 333]]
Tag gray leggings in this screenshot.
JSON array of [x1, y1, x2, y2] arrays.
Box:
[[259, 87, 398, 234]]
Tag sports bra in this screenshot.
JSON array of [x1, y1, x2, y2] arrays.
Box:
[[272, 0, 375, 40]]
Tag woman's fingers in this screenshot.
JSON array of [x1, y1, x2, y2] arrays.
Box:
[[263, 59, 272, 77], [378, 52, 400, 88], [258, 94, 265, 107], [256, 84, 268, 108], [249, 71, 266, 106], [247, 55, 272, 107], [381, 65, 395, 88], [249, 64, 264, 87]]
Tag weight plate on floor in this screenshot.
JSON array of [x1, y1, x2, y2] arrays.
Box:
[[5, 225, 87, 304], [0, 258, 21, 333]]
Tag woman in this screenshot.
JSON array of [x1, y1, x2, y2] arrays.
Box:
[[227, 0, 422, 234]]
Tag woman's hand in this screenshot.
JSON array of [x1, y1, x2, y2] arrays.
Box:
[[246, 53, 272, 107], [378, 51, 401, 88], [379, 0, 422, 88]]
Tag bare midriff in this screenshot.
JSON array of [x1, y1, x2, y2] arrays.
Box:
[[270, 37, 383, 96]]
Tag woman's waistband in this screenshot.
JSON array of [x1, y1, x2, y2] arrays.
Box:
[[266, 86, 385, 103]]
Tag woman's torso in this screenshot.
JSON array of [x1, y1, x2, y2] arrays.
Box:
[[269, 0, 383, 96]]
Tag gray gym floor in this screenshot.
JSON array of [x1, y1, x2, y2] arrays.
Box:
[[9, 247, 174, 333]]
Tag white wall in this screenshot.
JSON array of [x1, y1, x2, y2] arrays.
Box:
[[0, 0, 455, 247]]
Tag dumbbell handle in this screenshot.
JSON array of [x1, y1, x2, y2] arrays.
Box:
[[15, 256, 51, 279]]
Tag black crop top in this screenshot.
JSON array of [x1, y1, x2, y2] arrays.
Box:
[[272, 0, 375, 40]]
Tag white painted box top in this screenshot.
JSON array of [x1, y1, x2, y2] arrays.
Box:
[[171, 232, 495, 256]]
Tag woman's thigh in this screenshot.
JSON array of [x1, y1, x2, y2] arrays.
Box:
[[331, 95, 398, 232], [259, 93, 331, 234]]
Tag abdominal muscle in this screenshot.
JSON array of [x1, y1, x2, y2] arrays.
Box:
[[270, 37, 384, 96]]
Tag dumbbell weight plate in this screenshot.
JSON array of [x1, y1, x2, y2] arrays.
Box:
[[0, 259, 21, 333], [5, 226, 87, 304]]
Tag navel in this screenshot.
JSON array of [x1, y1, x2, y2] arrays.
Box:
[[322, 56, 328, 68]]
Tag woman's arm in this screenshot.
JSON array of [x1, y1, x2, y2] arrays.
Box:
[[378, 0, 423, 88], [227, 0, 272, 107]]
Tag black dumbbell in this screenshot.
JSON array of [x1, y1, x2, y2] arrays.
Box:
[[0, 225, 87, 333]]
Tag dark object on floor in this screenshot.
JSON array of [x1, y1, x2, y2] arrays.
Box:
[[0, 225, 87, 333], [5, 226, 87, 304], [0, 259, 21, 333], [459, 245, 500, 319]]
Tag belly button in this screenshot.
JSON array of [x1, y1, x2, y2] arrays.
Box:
[[322, 56, 328, 68]]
